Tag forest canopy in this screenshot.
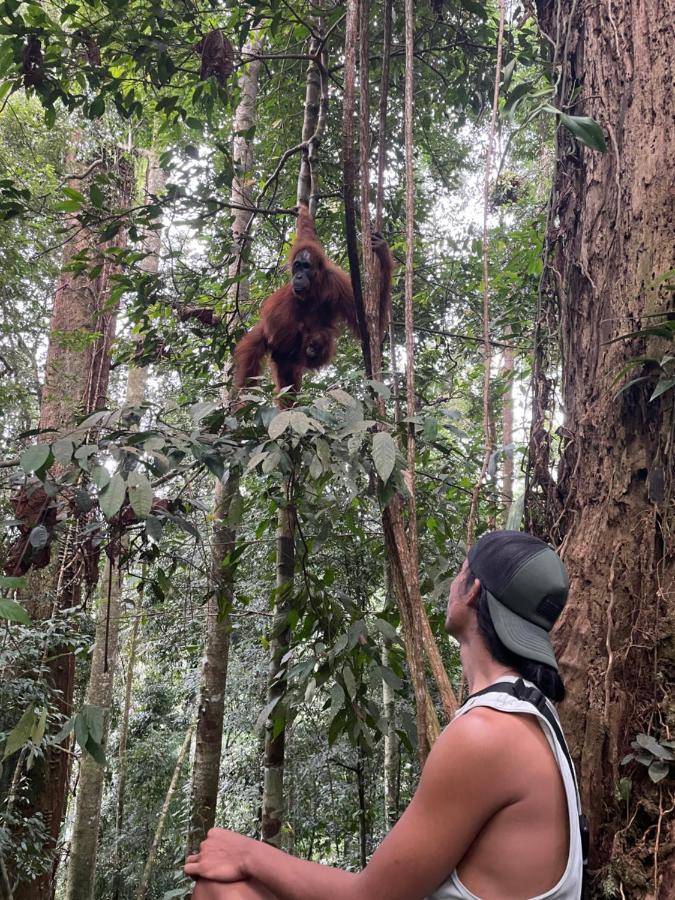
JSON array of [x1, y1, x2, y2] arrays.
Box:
[[0, 1, 672, 899]]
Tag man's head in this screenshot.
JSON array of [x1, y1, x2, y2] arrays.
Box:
[[446, 530, 570, 672]]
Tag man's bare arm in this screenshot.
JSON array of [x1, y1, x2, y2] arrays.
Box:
[[186, 709, 515, 900]]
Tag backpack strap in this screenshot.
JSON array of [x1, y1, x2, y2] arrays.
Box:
[[465, 678, 589, 869]]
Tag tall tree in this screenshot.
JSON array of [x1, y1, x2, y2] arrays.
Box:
[[12, 145, 133, 900], [260, 32, 325, 846], [187, 40, 262, 854], [64, 150, 164, 900], [533, 2, 674, 893]]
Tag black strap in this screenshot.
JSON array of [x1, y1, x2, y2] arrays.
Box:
[[465, 679, 589, 869]]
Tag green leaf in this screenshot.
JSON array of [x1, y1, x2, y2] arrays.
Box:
[[3, 706, 35, 759], [20, 443, 50, 473], [91, 465, 110, 490], [88, 94, 105, 118], [84, 735, 106, 766], [54, 199, 84, 213], [62, 186, 86, 203], [0, 597, 30, 624], [373, 617, 399, 643], [372, 431, 396, 483], [501, 58, 516, 94], [74, 711, 88, 751], [342, 666, 356, 699], [127, 471, 153, 519], [0, 575, 26, 590], [32, 707, 47, 746], [51, 438, 74, 466], [650, 377, 675, 401], [89, 184, 105, 209], [99, 473, 126, 519], [83, 704, 104, 745], [648, 760, 669, 783], [269, 410, 293, 439], [558, 112, 607, 152]]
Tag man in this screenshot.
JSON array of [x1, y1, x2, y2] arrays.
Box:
[[185, 530, 584, 899]]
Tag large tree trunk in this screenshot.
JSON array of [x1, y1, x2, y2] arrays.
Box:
[[187, 42, 261, 854], [534, 2, 674, 895], [64, 151, 163, 900], [12, 147, 133, 900]]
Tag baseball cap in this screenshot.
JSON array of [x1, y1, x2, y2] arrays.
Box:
[[467, 530, 569, 670]]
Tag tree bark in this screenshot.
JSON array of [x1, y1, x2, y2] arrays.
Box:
[[13, 146, 133, 900], [64, 151, 162, 900], [260, 33, 322, 847], [534, 1, 674, 894], [112, 602, 140, 900], [261, 507, 294, 846], [187, 41, 261, 855]]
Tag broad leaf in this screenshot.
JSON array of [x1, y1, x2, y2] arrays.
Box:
[[3, 706, 35, 760], [99, 473, 126, 519], [0, 598, 30, 624], [372, 431, 396, 483], [127, 471, 153, 519], [20, 443, 50, 474], [559, 112, 607, 151]]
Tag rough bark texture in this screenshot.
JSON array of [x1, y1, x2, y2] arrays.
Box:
[[534, 1, 674, 895], [64, 152, 161, 900], [188, 43, 261, 854], [13, 148, 133, 900]]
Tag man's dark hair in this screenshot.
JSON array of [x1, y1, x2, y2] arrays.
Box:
[[466, 567, 566, 702]]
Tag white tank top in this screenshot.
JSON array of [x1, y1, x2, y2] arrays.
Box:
[[426, 677, 584, 900]]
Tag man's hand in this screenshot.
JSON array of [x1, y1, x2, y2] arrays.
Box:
[[185, 829, 255, 883]]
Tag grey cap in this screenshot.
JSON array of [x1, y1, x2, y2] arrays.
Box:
[[467, 530, 570, 670]]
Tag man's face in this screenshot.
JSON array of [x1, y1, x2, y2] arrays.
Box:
[[445, 558, 477, 637]]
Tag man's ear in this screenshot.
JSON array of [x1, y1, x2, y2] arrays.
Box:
[[467, 577, 481, 606]]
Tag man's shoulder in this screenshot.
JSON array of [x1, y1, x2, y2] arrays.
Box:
[[430, 706, 544, 789]]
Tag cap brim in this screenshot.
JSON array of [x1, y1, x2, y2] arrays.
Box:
[[486, 590, 559, 671]]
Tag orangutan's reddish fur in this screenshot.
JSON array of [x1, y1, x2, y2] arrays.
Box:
[[233, 205, 394, 393]]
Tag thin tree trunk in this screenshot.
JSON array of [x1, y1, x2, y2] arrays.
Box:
[[112, 606, 140, 900], [533, 1, 674, 893], [356, 750, 367, 870], [134, 725, 194, 900], [12, 147, 133, 900], [501, 343, 514, 524], [465, 0, 505, 546], [188, 42, 261, 854], [261, 31, 322, 846], [64, 152, 162, 900], [261, 508, 294, 845], [345, 0, 457, 762], [381, 567, 399, 832]]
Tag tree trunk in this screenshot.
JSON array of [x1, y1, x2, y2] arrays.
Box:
[[13, 147, 133, 900], [261, 508, 294, 845], [534, 2, 674, 894], [261, 36, 320, 847], [112, 602, 140, 900], [501, 344, 514, 523], [187, 41, 261, 854], [64, 151, 162, 900]]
